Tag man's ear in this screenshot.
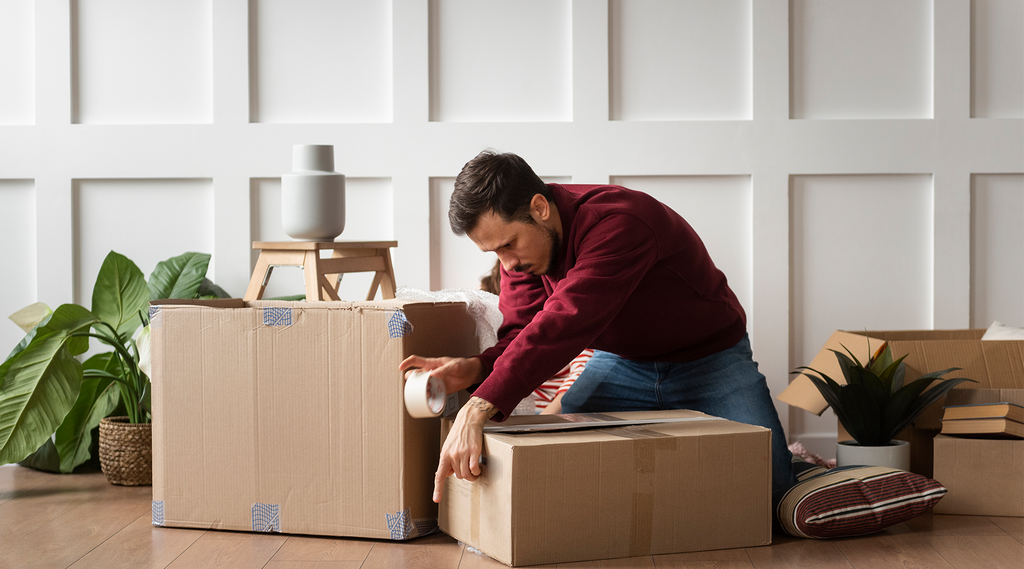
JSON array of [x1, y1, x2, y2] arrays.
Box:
[[530, 193, 550, 222]]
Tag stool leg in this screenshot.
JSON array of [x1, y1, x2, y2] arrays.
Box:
[[304, 251, 322, 301], [244, 253, 273, 301], [379, 248, 397, 299]]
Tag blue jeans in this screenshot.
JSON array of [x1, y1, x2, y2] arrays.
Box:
[[560, 335, 796, 501]]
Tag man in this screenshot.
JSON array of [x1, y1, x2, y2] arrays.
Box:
[[400, 150, 795, 505]]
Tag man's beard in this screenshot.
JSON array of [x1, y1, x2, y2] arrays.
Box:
[[512, 226, 561, 275], [544, 226, 560, 275]]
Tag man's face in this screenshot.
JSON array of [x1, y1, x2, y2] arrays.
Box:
[[468, 210, 559, 276]]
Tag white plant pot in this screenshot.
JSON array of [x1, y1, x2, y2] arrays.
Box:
[[281, 144, 345, 241], [836, 439, 911, 471]]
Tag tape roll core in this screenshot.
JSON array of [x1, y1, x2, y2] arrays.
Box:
[[404, 370, 447, 418]]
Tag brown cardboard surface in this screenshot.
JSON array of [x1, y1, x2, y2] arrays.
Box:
[[439, 410, 772, 567], [150, 299, 477, 539], [780, 330, 1024, 429], [946, 387, 1024, 408], [932, 434, 1024, 517]]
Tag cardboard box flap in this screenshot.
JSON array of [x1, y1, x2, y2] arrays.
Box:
[[778, 331, 884, 415], [780, 329, 1024, 417], [482, 413, 727, 435]]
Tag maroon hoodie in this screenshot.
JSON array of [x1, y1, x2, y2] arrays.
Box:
[[473, 184, 747, 419]]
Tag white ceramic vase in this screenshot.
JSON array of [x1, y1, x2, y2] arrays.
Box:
[[281, 144, 345, 241], [836, 439, 911, 471]]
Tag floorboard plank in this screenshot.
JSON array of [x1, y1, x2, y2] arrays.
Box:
[[263, 562, 362, 569], [360, 531, 464, 569], [0, 464, 55, 505], [832, 532, 953, 569], [904, 512, 1007, 537], [67, 512, 206, 569], [0, 469, 113, 541], [987, 516, 1024, 544], [269, 535, 373, 564], [2, 481, 151, 569], [164, 535, 285, 569], [743, 534, 852, 569], [652, 548, 751, 568], [924, 535, 1024, 569], [455, 546, 529, 568]]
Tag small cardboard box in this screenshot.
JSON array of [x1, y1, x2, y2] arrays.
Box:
[[781, 330, 1024, 429], [150, 299, 478, 539], [932, 434, 1024, 517], [438, 410, 772, 567]]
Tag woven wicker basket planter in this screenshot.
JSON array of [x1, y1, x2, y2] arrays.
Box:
[[99, 416, 152, 486]]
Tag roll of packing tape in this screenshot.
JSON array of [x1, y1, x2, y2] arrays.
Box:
[[404, 370, 447, 418]]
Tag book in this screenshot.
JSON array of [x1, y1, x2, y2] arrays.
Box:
[[941, 402, 1024, 423], [940, 417, 1024, 439]]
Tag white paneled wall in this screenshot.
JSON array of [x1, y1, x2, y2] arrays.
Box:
[[1, 0, 1021, 458]]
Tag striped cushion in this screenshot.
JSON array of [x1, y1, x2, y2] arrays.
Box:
[[777, 465, 947, 539]]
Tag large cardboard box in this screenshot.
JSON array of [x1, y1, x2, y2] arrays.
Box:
[[932, 434, 1024, 517], [150, 299, 478, 539], [781, 330, 1024, 429], [439, 410, 772, 567]]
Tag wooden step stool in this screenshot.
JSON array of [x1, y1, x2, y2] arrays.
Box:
[[244, 241, 398, 301]]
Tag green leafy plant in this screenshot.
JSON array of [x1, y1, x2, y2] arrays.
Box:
[[795, 341, 975, 447], [0, 251, 230, 473]]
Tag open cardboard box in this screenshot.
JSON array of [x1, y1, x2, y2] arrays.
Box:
[[780, 330, 1024, 429], [439, 410, 772, 567]]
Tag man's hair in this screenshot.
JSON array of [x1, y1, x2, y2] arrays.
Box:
[[449, 150, 552, 236]]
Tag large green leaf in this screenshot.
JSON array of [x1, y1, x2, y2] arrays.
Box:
[[197, 277, 231, 299], [148, 252, 211, 301], [1, 304, 94, 391], [92, 251, 149, 338], [18, 437, 60, 473], [0, 330, 83, 465], [53, 354, 121, 473]]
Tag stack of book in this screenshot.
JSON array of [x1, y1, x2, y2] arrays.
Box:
[[940, 402, 1024, 439]]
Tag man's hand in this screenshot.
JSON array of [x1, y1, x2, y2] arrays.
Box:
[[399, 355, 484, 395], [433, 396, 498, 503]]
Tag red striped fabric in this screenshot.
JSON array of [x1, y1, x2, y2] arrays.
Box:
[[779, 466, 947, 539]]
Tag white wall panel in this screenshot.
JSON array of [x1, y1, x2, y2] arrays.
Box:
[[790, 174, 934, 446], [73, 179, 214, 305], [611, 175, 753, 323], [971, 0, 1024, 118], [250, 177, 394, 300], [791, 0, 933, 119], [72, 0, 213, 124], [971, 174, 1024, 328], [429, 0, 572, 122], [0, 1, 34, 125], [609, 0, 752, 121], [250, 0, 392, 123], [0, 180, 36, 354]]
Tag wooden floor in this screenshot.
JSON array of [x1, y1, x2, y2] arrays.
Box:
[[2, 464, 1022, 569]]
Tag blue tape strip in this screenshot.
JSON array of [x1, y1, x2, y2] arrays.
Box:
[[252, 503, 280, 532], [386, 509, 414, 540], [388, 310, 412, 338], [152, 500, 164, 526], [263, 307, 292, 326]]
